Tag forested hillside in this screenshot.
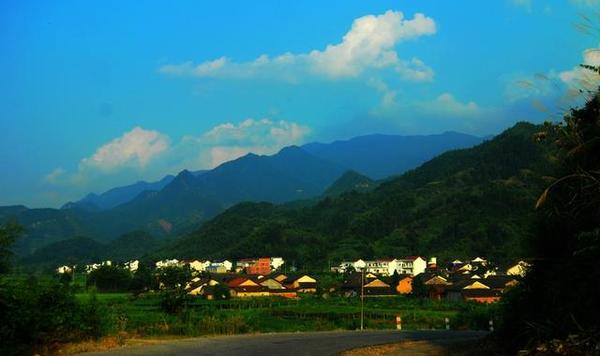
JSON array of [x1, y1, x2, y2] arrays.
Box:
[[20, 231, 163, 270], [157, 122, 556, 267]]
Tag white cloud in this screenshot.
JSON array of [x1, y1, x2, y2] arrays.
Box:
[[504, 72, 559, 102], [80, 127, 170, 172], [367, 77, 400, 113], [160, 10, 436, 82], [559, 47, 600, 91], [183, 118, 310, 167], [44, 168, 65, 184], [43, 119, 311, 204], [420, 93, 481, 117]]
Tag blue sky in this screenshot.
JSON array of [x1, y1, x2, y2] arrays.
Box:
[[1, 0, 598, 208]]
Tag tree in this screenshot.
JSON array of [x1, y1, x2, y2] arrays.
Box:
[[212, 283, 231, 300], [499, 84, 600, 351], [0, 223, 23, 274], [159, 287, 190, 314], [410, 274, 428, 298], [156, 265, 191, 290], [130, 262, 154, 295], [87, 265, 132, 292]]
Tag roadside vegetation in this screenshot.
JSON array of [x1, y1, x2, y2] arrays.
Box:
[[1, 247, 497, 354], [496, 82, 600, 353], [70, 292, 498, 337]]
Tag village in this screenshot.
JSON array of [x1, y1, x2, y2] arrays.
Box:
[[56, 256, 529, 304]]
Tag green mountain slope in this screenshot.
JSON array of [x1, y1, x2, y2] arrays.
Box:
[[20, 230, 162, 270], [20, 236, 105, 269], [156, 122, 556, 266], [322, 170, 377, 197]]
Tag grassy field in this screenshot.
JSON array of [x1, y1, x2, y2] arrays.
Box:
[[75, 292, 499, 338]]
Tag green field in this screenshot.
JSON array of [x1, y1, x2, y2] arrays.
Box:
[[75, 292, 498, 338]]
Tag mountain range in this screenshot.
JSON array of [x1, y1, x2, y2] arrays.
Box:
[[0, 131, 484, 257], [303, 131, 484, 179], [155, 122, 555, 266]]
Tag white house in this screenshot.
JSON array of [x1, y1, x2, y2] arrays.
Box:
[[56, 265, 73, 274], [155, 259, 180, 269], [187, 260, 210, 273], [271, 257, 285, 270], [332, 258, 427, 276], [331, 261, 353, 273], [388, 257, 427, 276], [364, 259, 393, 275], [206, 260, 232, 273], [84, 260, 112, 273], [222, 260, 233, 271], [124, 260, 139, 272]]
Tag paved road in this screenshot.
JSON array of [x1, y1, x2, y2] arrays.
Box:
[[83, 330, 487, 356]]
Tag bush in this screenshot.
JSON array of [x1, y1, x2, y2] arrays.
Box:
[[87, 265, 132, 292], [159, 288, 191, 314], [0, 276, 112, 355]]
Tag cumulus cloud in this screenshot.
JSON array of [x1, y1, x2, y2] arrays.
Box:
[[559, 47, 600, 92], [44, 119, 310, 199], [504, 47, 600, 107], [80, 127, 170, 172], [182, 118, 310, 167], [44, 168, 66, 184], [419, 93, 481, 117], [160, 10, 436, 82]]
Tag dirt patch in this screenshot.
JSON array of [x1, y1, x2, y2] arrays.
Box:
[[341, 340, 449, 356], [341, 336, 501, 356]]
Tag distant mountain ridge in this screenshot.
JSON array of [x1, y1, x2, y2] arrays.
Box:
[[61, 172, 208, 211], [2, 131, 484, 256], [303, 131, 484, 179]]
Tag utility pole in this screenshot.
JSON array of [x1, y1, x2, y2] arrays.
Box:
[[360, 267, 365, 331]]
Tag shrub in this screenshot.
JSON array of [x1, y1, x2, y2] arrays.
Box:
[[0, 276, 112, 354]]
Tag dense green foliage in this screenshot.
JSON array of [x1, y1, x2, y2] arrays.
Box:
[[0, 223, 23, 274], [20, 230, 163, 270], [158, 122, 555, 266], [87, 265, 133, 292], [499, 89, 600, 351], [0, 225, 111, 354], [322, 170, 377, 197], [0, 277, 110, 355]]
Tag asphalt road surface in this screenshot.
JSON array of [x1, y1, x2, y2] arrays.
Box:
[[83, 330, 488, 355]]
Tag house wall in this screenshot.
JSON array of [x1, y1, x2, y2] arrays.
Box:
[[396, 278, 413, 294], [235, 291, 271, 298], [412, 258, 427, 276], [223, 260, 233, 271], [207, 266, 227, 273], [247, 258, 271, 275], [271, 257, 284, 270]]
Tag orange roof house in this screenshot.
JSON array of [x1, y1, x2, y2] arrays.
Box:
[[246, 257, 272, 275], [395, 275, 413, 294]]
